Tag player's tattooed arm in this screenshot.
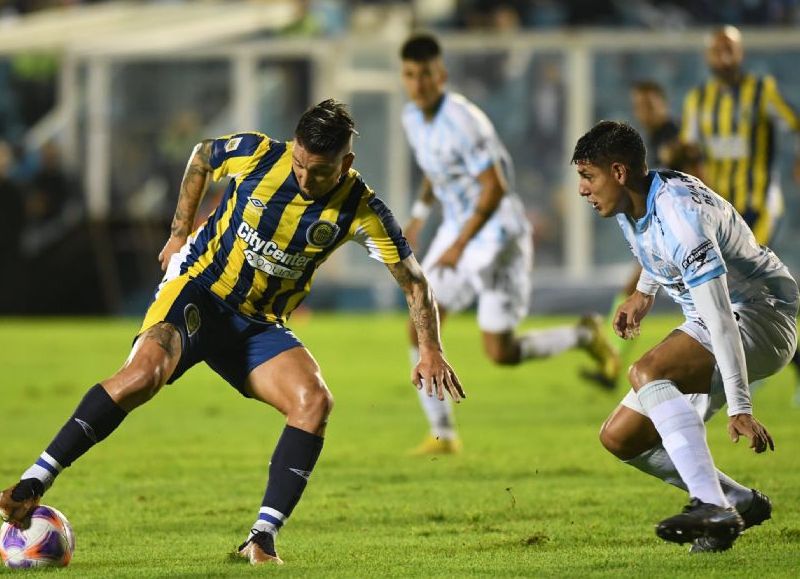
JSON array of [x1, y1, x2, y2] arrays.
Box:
[[170, 139, 214, 239], [387, 255, 441, 351], [158, 140, 214, 270]]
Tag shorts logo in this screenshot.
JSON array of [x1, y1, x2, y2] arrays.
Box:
[[306, 220, 340, 248], [184, 303, 201, 337], [224, 137, 242, 152], [682, 240, 714, 270]]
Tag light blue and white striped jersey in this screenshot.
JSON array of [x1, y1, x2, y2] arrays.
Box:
[[618, 170, 793, 319], [402, 91, 530, 243]]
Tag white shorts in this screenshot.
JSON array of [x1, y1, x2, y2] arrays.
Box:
[[421, 227, 533, 333], [621, 279, 799, 422]]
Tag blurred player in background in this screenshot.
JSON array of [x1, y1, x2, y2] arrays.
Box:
[[632, 80, 680, 170], [681, 25, 800, 401], [399, 32, 619, 454], [0, 100, 465, 565], [573, 121, 798, 552]]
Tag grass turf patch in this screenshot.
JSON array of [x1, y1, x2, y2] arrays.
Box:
[[1, 314, 799, 577]]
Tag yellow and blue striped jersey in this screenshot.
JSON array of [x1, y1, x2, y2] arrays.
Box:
[[681, 73, 800, 243], [163, 132, 411, 324]]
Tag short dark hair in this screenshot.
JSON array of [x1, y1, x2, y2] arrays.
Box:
[[631, 80, 667, 100], [295, 99, 357, 156], [401, 32, 441, 62], [571, 121, 647, 174]]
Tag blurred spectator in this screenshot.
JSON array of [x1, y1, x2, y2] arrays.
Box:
[[157, 110, 203, 194], [630, 80, 680, 169], [0, 139, 25, 312], [280, 0, 324, 36], [27, 141, 76, 226], [9, 53, 58, 129]]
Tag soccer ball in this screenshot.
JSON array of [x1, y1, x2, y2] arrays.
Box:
[[0, 505, 75, 568]]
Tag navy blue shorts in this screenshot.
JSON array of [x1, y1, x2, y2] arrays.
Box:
[[138, 275, 304, 396]]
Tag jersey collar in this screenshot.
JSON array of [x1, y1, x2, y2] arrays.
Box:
[[632, 171, 660, 233]]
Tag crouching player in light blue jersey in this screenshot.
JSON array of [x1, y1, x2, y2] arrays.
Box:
[[399, 33, 620, 455], [572, 121, 798, 552], [0, 100, 465, 565]]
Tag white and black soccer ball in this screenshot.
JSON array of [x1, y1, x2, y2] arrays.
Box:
[[0, 505, 75, 568]]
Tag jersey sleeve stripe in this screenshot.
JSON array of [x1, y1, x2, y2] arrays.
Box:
[[365, 196, 412, 262], [209, 133, 266, 169]]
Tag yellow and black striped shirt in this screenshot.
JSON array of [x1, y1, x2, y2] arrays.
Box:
[[681, 73, 800, 243], [165, 132, 411, 324]]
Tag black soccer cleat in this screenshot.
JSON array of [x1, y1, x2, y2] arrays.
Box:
[[238, 529, 284, 565], [0, 479, 44, 526], [690, 489, 771, 553], [739, 489, 772, 528], [656, 498, 744, 545]]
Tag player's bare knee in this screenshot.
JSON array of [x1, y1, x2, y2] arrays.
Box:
[[628, 358, 658, 391], [292, 382, 334, 426], [103, 365, 161, 409], [598, 419, 628, 459]]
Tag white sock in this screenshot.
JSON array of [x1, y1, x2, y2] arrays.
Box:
[[410, 346, 456, 440], [21, 452, 62, 490], [637, 380, 729, 507], [518, 326, 585, 360], [250, 507, 286, 539], [625, 445, 754, 511]]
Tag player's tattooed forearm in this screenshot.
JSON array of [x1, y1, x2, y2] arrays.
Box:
[[387, 260, 417, 291], [389, 260, 441, 348], [409, 286, 439, 347]]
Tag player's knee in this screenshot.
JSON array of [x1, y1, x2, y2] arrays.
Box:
[[598, 418, 631, 459], [628, 358, 657, 391], [295, 382, 334, 424]]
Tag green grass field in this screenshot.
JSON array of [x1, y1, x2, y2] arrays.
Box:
[[1, 314, 799, 577]]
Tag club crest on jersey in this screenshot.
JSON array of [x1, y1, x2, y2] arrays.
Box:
[[224, 137, 243, 152], [306, 220, 340, 248], [184, 303, 201, 336]]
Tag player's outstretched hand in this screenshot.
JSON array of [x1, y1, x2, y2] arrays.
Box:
[[158, 235, 186, 271], [613, 291, 654, 340], [412, 351, 466, 403], [728, 413, 774, 453]]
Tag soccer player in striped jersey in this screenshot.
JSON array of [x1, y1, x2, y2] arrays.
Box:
[[681, 26, 800, 401], [573, 121, 798, 552], [0, 100, 465, 565], [399, 33, 619, 455]]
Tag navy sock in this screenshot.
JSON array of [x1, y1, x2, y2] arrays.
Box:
[[21, 384, 128, 489], [256, 426, 324, 533]]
